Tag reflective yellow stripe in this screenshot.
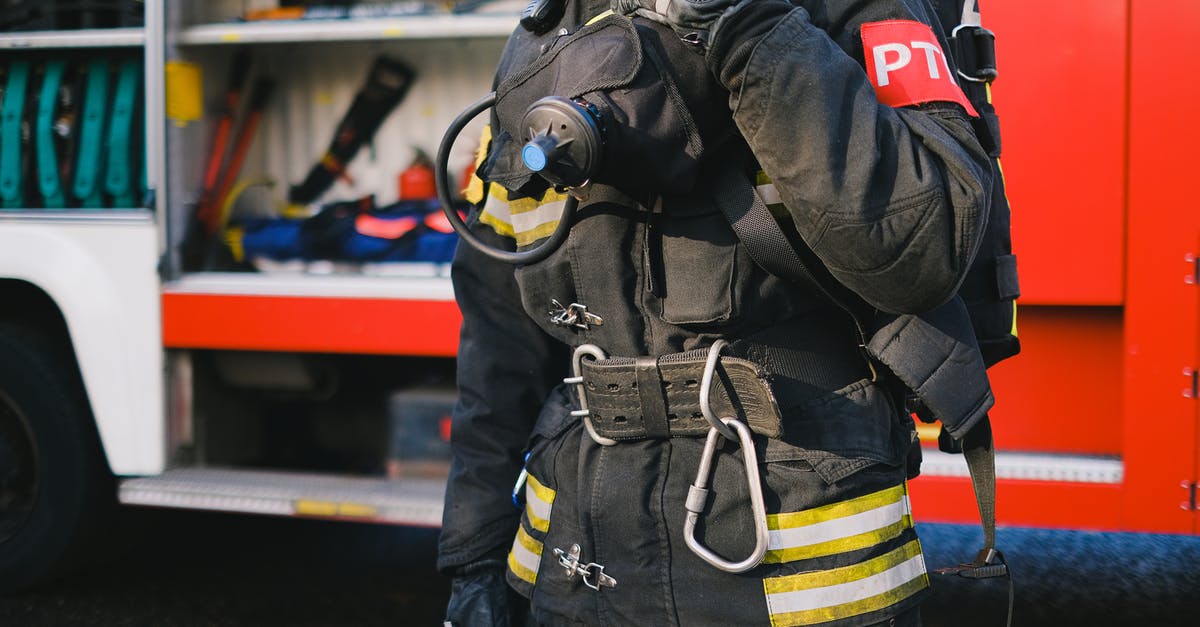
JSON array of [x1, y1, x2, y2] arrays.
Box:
[[294, 499, 338, 516], [463, 125, 492, 205], [525, 473, 555, 532], [586, 9, 614, 25], [508, 525, 543, 585], [526, 473, 556, 505], [335, 502, 378, 518], [479, 189, 516, 237], [477, 183, 569, 246], [770, 485, 906, 530], [764, 484, 911, 564], [764, 540, 928, 626]]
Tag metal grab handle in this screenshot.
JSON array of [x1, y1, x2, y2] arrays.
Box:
[[565, 344, 617, 446], [683, 418, 770, 573]]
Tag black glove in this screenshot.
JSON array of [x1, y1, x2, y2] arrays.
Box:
[[612, 0, 752, 50], [444, 562, 527, 627]]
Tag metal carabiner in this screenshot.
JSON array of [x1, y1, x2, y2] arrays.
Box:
[[565, 344, 617, 446], [699, 339, 736, 440], [683, 417, 770, 573]]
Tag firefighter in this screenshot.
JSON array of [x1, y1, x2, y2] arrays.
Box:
[[439, 0, 992, 624]]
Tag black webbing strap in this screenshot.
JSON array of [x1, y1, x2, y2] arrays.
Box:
[[943, 416, 1014, 627], [963, 416, 999, 555], [710, 168, 833, 305]]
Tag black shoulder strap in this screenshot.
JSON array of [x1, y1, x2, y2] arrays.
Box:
[[710, 167, 829, 304]]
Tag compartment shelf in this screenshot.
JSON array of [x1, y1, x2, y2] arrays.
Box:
[[177, 14, 517, 45], [0, 27, 145, 49]]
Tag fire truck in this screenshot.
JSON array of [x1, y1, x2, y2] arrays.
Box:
[[0, 0, 1197, 592]]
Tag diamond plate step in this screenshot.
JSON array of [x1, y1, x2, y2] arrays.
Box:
[[119, 467, 447, 526]]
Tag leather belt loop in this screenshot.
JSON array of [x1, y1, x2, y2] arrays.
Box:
[[634, 356, 671, 438]]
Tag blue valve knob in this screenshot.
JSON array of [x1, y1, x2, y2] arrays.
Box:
[[522, 138, 553, 172]]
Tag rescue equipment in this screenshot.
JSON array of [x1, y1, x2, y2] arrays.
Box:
[[1, 55, 142, 210], [438, 12, 716, 265], [288, 56, 416, 206], [228, 197, 458, 267], [34, 61, 67, 208], [0, 60, 31, 209], [194, 48, 252, 234], [104, 58, 141, 208], [74, 59, 108, 208], [684, 416, 769, 573]]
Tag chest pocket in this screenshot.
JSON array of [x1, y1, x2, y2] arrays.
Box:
[[652, 205, 750, 327]]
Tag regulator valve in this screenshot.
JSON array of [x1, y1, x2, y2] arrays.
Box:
[[520, 96, 605, 189]]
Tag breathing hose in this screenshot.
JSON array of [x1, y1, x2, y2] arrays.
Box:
[[435, 91, 580, 265]]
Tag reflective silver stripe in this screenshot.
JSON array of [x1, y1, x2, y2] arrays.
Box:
[[525, 473, 555, 532], [509, 199, 566, 236], [764, 540, 929, 624], [769, 496, 911, 552], [481, 192, 513, 226], [766, 554, 927, 615], [756, 182, 782, 206], [508, 525, 543, 585], [765, 485, 912, 564]]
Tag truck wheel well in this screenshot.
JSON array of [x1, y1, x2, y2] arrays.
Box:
[[0, 280, 77, 365], [0, 279, 104, 465]]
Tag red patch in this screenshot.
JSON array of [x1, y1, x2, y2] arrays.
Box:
[[861, 20, 978, 116]]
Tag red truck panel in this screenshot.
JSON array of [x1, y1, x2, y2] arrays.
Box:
[[990, 305, 1123, 455], [989, 0, 1127, 305], [162, 293, 462, 357], [1120, 0, 1200, 534]]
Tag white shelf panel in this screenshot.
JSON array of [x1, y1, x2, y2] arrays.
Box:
[[177, 15, 518, 45], [165, 271, 455, 301], [0, 209, 154, 224], [0, 27, 145, 49]]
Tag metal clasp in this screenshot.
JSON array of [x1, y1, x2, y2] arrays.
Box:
[[683, 417, 770, 573], [934, 547, 1009, 579], [550, 299, 604, 330], [553, 543, 617, 590], [565, 344, 617, 446]]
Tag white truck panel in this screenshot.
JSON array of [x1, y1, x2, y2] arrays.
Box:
[[0, 215, 164, 475]]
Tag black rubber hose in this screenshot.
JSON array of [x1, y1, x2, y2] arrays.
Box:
[[436, 91, 577, 265]]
